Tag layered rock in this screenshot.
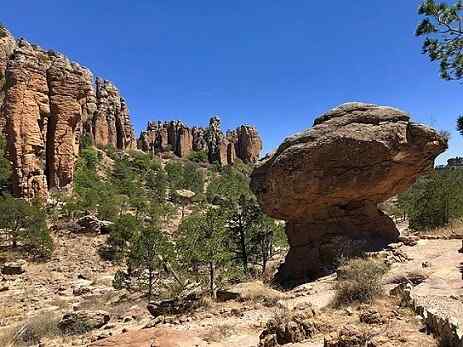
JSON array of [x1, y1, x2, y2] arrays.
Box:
[[138, 116, 262, 165], [251, 102, 447, 285], [0, 26, 136, 199]]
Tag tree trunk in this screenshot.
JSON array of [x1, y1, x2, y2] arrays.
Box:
[[238, 217, 248, 273], [209, 261, 216, 299], [148, 269, 153, 301]]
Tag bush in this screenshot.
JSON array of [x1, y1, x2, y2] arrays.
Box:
[[0, 196, 53, 258], [187, 150, 209, 163], [79, 134, 93, 150], [334, 258, 388, 306]]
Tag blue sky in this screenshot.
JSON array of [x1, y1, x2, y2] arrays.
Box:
[[2, 1, 462, 164]]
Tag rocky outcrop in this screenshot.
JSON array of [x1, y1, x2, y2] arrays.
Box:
[[92, 78, 136, 150], [251, 102, 447, 285], [138, 116, 262, 165], [0, 26, 136, 199], [0, 26, 16, 132]]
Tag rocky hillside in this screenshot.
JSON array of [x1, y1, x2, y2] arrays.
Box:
[[0, 25, 262, 200]]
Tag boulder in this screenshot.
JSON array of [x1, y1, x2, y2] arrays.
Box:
[[76, 215, 113, 234], [1, 260, 26, 275], [258, 310, 317, 347], [324, 324, 369, 347], [58, 310, 110, 334], [251, 103, 447, 285]]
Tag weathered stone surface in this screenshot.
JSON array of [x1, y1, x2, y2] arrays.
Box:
[[227, 125, 262, 163], [3, 39, 54, 200], [92, 78, 136, 150], [0, 26, 136, 199], [138, 116, 262, 165], [251, 102, 447, 284], [0, 26, 16, 132], [58, 310, 110, 334]]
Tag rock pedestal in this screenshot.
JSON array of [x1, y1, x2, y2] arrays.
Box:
[[251, 102, 447, 285]]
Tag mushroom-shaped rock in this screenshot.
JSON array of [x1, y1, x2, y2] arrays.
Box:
[[250, 102, 447, 285]]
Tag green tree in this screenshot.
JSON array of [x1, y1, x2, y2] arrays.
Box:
[[206, 166, 251, 204], [126, 225, 174, 300], [397, 168, 463, 230], [226, 195, 286, 274], [416, 0, 463, 80], [177, 207, 230, 298], [0, 134, 11, 193], [416, 0, 463, 133], [0, 196, 53, 258], [226, 195, 262, 273], [104, 215, 141, 261], [165, 160, 204, 194]]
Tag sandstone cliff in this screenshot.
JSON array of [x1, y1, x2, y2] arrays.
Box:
[[138, 116, 262, 165], [0, 26, 136, 199], [251, 102, 447, 285]]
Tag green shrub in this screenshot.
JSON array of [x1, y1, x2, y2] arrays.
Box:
[[79, 134, 93, 150], [0, 196, 53, 258], [187, 150, 209, 163], [334, 258, 388, 306]]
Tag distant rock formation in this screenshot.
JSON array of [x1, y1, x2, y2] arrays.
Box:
[[251, 102, 447, 285], [138, 116, 262, 165], [447, 157, 463, 168], [0, 26, 136, 199]]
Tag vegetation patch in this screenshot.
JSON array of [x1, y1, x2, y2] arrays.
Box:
[[334, 257, 388, 306]]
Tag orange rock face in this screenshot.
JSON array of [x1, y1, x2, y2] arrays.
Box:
[[251, 103, 447, 285], [0, 27, 136, 199]]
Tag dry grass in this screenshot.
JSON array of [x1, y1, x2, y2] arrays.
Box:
[[0, 311, 61, 346], [201, 323, 236, 342], [0, 307, 21, 327], [417, 219, 463, 239], [334, 258, 388, 307], [49, 297, 72, 310], [236, 281, 285, 307]]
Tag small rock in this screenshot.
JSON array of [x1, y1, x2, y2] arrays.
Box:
[[1, 260, 26, 275], [58, 310, 110, 334]]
